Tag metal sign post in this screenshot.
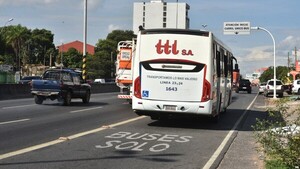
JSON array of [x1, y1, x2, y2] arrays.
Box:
[[223, 22, 277, 98], [251, 27, 276, 98]]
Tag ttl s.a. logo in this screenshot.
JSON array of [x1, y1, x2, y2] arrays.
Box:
[[155, 40, 194, 56]]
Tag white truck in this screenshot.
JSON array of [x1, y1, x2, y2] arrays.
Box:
[[115, 40, 136, 102]]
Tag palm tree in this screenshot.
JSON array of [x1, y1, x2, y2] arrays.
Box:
[[4, 24, 30, 70]]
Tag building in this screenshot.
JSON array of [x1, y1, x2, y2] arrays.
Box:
[[133, 0, 190, 34], [57, 40, 95, 55]]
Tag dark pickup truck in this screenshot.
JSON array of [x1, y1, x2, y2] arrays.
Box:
[[31, 68, 91, 105]]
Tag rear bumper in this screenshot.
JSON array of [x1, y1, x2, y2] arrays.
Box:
[[31, 91, 60, 97], [265, 89, 284, 94], [237, 86, 251, 91], [132, 98, 213, 115]]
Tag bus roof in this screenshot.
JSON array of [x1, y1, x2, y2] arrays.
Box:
[[141, 28, 209, 37], [139, 28, 232, 54]]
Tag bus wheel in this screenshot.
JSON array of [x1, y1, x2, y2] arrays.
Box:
[[211, 114, 219, 123], [150, 114, 159, 120], [211, 102, 221, 122]]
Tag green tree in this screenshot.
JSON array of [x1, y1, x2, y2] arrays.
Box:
[[3, 24, 30, 70], [0, 25, 56, 69], [259, 66, 292, 84], [89, 30, 135, 79], [30, 28, 55, 65], [63, 48, 83, 68]]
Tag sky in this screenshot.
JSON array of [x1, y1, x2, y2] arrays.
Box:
[[1, 0, 300, 76]]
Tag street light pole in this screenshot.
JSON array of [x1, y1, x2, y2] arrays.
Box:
[[251, 26, 277, 98], [82, 0, 87, 81], [0, 18, 14, 34], [5, 18, 14, 26]]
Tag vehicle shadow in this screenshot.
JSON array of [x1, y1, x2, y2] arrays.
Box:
[[147, 108, 268, 132], [41, 101, 108, 107]]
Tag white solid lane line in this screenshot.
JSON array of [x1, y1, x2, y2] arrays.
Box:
[[0, 116, 146, 160], [0, 119, 30, 125], [2, 104, 36, 109], [202, 94, 259, 169], [69, 106, 103, 113]]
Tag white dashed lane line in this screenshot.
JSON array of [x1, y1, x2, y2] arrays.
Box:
[[2, 104, 36, 110], [0, 119, 30, 125], [69, 106, 103, 113], [0, 116, 146, 160]]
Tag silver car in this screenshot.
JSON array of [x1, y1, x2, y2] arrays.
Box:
[[264, 79, 284, 98], [258, 82, 267, 94]]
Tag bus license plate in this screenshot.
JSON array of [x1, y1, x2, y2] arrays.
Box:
[[164, 105, 177, 111]]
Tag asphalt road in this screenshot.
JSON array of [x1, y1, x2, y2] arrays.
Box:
[[0, 89, 262, 169]]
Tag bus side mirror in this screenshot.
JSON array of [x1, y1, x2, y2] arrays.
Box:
[[234, 64, 239, 72]]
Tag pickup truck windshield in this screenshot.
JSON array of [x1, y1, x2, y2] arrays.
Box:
[[43, 71, 72, 82]]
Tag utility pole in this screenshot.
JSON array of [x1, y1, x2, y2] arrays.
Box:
[[82, 0, 87, 81], [288, 52, 290, 70], [295, 47, 297, 65]]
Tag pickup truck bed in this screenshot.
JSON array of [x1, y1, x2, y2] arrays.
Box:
[[31, 68, 91, 105]]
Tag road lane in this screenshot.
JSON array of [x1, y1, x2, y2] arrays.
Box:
[[0, 90, 261, 169], [0, 92, 135, 154]]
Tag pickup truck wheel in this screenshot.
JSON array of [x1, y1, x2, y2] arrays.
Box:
[[34, 95, 43, 104], [82, 90, 90, 103], [63, 92, 72, 106]]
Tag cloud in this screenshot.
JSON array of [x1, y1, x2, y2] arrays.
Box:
[[0, 0, 59, 5], [278, 35, 300, 51], [238, 46, 273, 62], [88, 0, 105, 8], [108, 24, 121, 32], [0, 0, 105, 9]]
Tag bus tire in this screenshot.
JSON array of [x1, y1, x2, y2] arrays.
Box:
[[150, 115, 159, 120], [212, 98, 221, 122], [134, 110, 143, 116], [211, 114, 219, 123]]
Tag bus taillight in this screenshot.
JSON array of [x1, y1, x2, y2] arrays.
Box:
[[134, 76, 141, 99], [201, 79, 211, 102]]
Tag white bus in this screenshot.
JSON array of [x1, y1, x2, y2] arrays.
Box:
[[132, 28, 237, 121]]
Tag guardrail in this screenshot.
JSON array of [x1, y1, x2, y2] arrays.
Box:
[[0, 83, 119, 100]]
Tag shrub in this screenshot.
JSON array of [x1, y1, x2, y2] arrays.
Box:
[[253, 98, 300, 168]]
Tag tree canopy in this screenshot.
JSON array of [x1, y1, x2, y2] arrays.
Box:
[[259, 66, 293, 84], [88, 30, 135, 79], [0, 25, 135, 80], [0, 25, 56, 70]]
